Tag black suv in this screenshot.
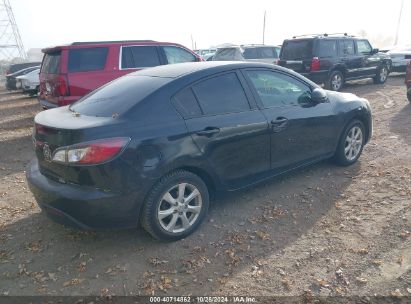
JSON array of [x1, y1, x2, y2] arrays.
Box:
[[278, 34, 391, 91]]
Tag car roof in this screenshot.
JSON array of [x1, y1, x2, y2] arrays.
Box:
[[42, 41, 188, 53], [132, 61, 297, 79]]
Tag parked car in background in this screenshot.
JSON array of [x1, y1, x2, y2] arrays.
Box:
[[213, 45, 280, 64], [6, 66, 40, 90], [387, 46, 411, 72], [27, 61, 372, 240], [38, 40, 202, 109], [213, 45, 245, 61], [16, 68, 40, 96], [242, 44, 280, 64], [406, 59, 411, 102], [5, 61, 41, 76], [278, 33, 392, 91], [194, 48, 216, 58]]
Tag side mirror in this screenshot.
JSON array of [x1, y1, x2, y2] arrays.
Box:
[[311, 88, 328, 103], [372, 48, 379, 54]]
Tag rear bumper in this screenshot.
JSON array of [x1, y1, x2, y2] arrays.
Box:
[[37, 95, 81, 109], [26, 158, 140, 229]]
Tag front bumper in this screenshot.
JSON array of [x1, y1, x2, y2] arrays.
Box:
[[26, 158, 140, 229]]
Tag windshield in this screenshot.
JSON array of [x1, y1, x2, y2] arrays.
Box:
[[69, 75, 170, 117], [281, 40, 313, 60]]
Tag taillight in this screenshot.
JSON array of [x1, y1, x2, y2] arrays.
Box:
[[310, 57, 320, 71], [52, 138, 130, 165], [56, 75, 69, 96]]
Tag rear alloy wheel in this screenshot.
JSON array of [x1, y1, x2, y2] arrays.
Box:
[[326, 71, 344, 91], [334, 120, 365, 166], [141, 170, 209, 241], [373, 65, 389, 84]]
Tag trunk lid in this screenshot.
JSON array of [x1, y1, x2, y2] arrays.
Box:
[[33, 106, 127, 184]]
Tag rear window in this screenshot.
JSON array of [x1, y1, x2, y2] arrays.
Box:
[[318, 40, 338, 57], [281, 40, 313, 60], [69, 75, 170, 117], [213, 48, 244, 61], [243, 47, 278, 59], [172, 87, 202, 118], [68, 47, 108, 72], [41, 52, 61, 74], [121, 46, 161, 69]]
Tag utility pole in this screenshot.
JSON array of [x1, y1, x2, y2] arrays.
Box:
[[394, 0, 404, 45], [0, 0, 27, 61], [262, 10, 266, 45]]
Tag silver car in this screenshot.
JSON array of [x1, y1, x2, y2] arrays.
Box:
[[213, 45, 280, 64], [387, 46, 411, 72]]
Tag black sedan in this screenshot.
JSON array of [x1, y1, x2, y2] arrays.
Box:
[[27, 62, 372, 240]]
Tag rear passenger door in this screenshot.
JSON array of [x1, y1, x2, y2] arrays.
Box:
[[174, 72, 270, 190]]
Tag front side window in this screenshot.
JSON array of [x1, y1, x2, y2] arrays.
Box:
[[246, 70, 311, 108], [68, 47, 108, 72], [192, 73, 250, 115], [340, 40, 355, 56], [163, 46, 196, 64], [121, 46, 161, 69], [356, 40, 372, 54]]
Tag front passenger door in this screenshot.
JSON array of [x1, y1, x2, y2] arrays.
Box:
[[243, 69, 337, 171]]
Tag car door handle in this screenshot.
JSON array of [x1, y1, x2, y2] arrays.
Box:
[[271, 117, 288, 125], [196, 127, 220, 137], [271, 117, 289, 132]]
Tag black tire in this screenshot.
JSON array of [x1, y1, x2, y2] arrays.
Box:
[[334, 120, 366, 166], [141, 170, 209, 241], [325, 70, 344, 91], [373, 64, 389, 84]]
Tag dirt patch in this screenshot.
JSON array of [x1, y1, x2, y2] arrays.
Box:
[[0, 78, 410, 297]]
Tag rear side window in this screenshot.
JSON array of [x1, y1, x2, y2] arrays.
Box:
[[163, 46, 197, 64], [172, 88, 202, 118], [68, 47, 108, 72], [41, 52, 61, 74], [121, 46, 161, 69], [340, 40, 355, 56], [281, 40, 313, 60], [192, 73, 250, 115], [318, 40, 338, 57]]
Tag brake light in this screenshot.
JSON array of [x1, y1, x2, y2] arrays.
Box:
[[56, 75, 69, 96], [310, 57, 320, 71], [52, 138, 130, 165]]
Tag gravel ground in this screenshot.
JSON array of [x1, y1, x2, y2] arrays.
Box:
[[0, 76, 410, 299]]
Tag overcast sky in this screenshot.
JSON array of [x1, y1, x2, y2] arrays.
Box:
[[11, 0, 411, 51]]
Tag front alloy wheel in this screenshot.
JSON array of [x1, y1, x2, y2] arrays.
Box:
[[334, 120, 365, 166], [374, 65, 389, 84], [344, 126, 363, 161]]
